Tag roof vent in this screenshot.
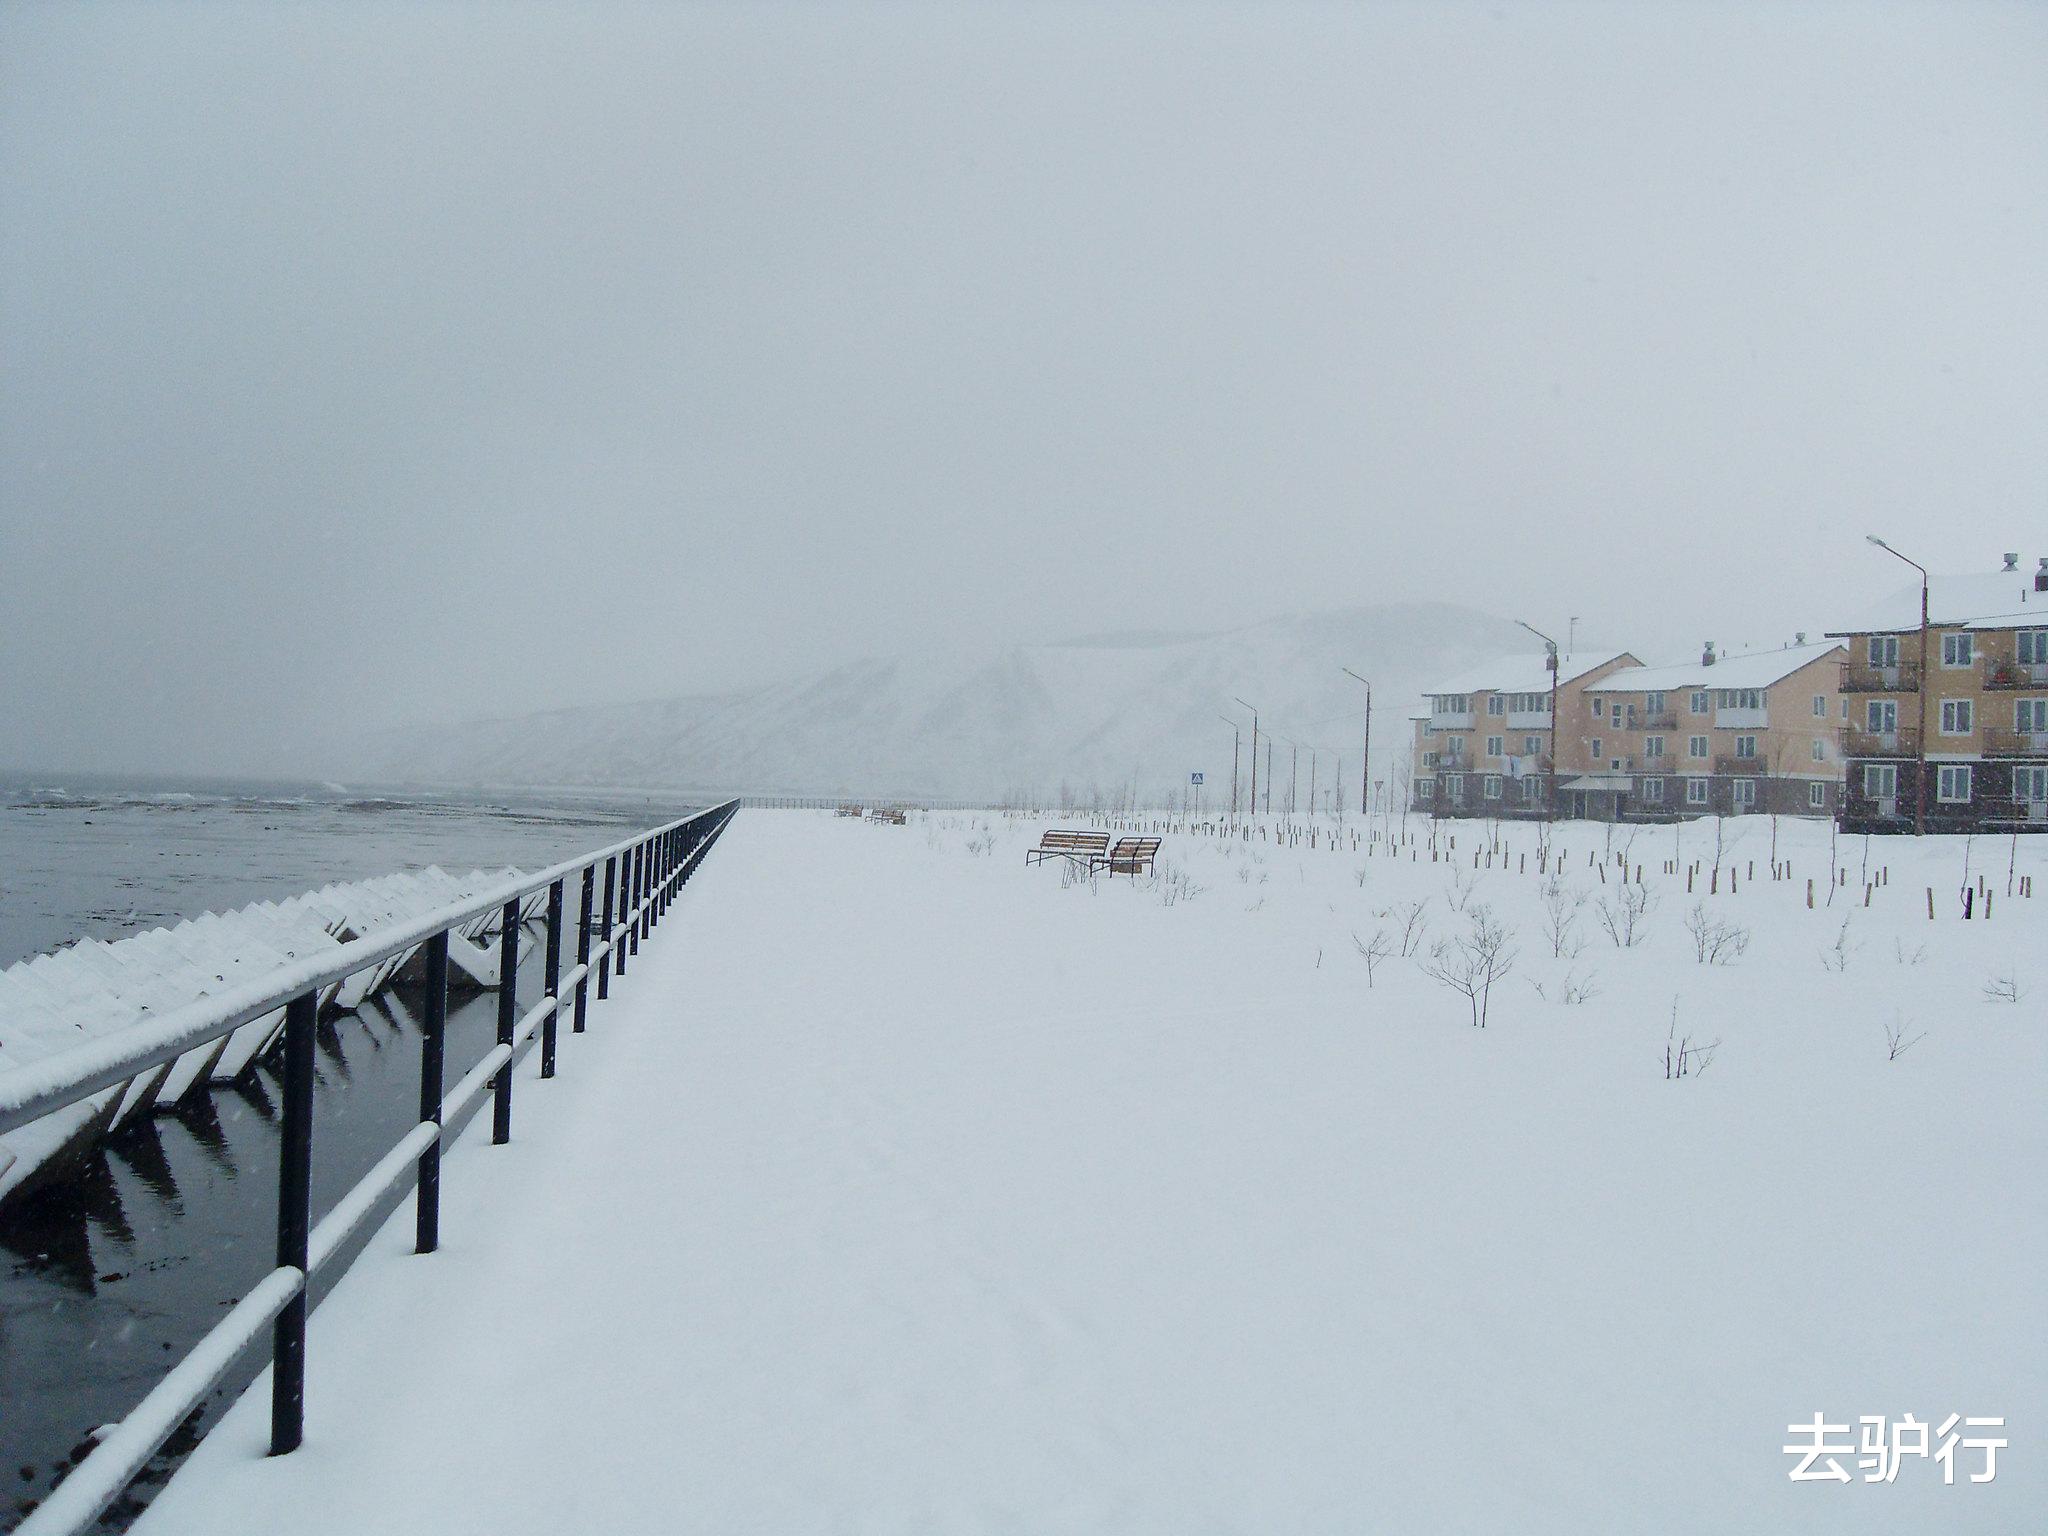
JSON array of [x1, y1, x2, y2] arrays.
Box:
[[1795, 631, 1807, 645], [2004, 552, 2020, 571], [1702, 640, 1716, 667]]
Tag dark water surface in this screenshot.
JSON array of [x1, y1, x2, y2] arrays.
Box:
[[0, 777, 696, 1530]]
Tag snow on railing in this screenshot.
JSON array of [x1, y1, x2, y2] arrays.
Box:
[[11, 799, 741, 1536]]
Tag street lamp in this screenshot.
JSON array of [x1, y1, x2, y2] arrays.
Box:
[[1867, 535, 1931, 836], [1515, 620, 1561, 821], [1216, 714, 1242, 824], [1233, 697, 1259, 823]]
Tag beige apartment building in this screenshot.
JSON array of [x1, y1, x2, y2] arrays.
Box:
[[1407, 651, 1638, 818], [1409, 640, 1848, 820], [1829, 556, 2048, 833], [1572, 640, 1847, 820]]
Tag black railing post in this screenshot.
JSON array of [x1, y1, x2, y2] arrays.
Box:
[[573, 863, 594, 1033], [416, 931, 448, 1254], [597, 854, 617, 997], [632, 839, 647, 952], [493, 898, 519, 1144], [614, 851, 631, 977], [270, 988, 317, 1455], [541, 879, 563, 1079]]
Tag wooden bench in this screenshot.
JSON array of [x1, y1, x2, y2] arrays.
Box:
[[1097, 836, 1161, 876], [868, 807, 908, 825], [1026, 829, 1110, 867]]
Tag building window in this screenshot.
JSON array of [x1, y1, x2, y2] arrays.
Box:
[[1864, 763, 1897, 798], [1416, 779, 1434, 801], [1447, 736, 1465, 758], [2017, 699, 2048, 733], [1645, 691, 1666, 714], [1444, 773, 1464, 801], [1592, 698, 1605, 718], [1645, 736, 1665, 759], [1940, 699, 1973, 736], [1840, 699, 1849, 720], [1688, 735, 1708, 759], [1687, 777, 1709, 805], [1731, 778, 1757, 811], [2016, 765, 2048, 803], [1484, 775, 1502, 799], [1642, 777, 1665, 803], [1735, 735, 1758, 759], [1808, 782, 1827, 809], [1689, 690, 1709, 714], [1810, 739, 1826, 762], [1422, 751, 1439, 768], [1486, 736, 1504, 758], [1867, 699, 1897, 733], [1523, 735, 1542, 756], [1812, 694, 1827, 717], [1936, 764, 1972, 804], [1869, 635, 1899, 668], [1486, 695, 1505, 715], [1521, 776, 1544, 802], [1716, 688, 1763, 711], [2020, 631, 2048, 667], [1941, 633, 1973, 668], [1590, 737, 1602, 760]]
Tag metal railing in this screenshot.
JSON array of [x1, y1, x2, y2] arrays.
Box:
[[1841, 662, 1921, 693], [6, 800, 740, 1535]]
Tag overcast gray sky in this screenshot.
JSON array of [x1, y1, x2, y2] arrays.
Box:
[[3, 0, 2043, 773]]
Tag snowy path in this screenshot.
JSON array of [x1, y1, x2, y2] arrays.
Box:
[[136, 811, 2041, 1534]]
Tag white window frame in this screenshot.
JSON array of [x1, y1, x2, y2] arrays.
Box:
[[1487, 695, 1505, 716], [1808, 781, 1826, 809], [1936, 764, 1972, 804], [1688, 735, 1708, 759], [1590, 737, 1602, 760], [1812, 694, 1827, 717], [1940, 698, 1973, 736], [1686, 777, 1709, 805], [1735, 734, 1758, 759], [1642, 777, 1664, 803], [2017, 698, 2048, 733], [1730, 778, 1757, 811], [1863, 763, 1897, 798], [1645, 736, 1665, 759], [1689, 690, 1709, 714], [2015, 765, 2048, 804], [1483, 774, 1502, 799], [1940, 632, 1973, 669], [1868, 635, 1900, 668], [1486, 736, 1504, 758], [1866, 699, 1896, 733], [2019, 631, 2048, 667]]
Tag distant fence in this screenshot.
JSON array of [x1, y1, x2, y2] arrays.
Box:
[[5, 800, 741, 1535]]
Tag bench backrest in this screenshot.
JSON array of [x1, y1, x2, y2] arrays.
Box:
[[1108, 837, 1161, 859], [1037, 830, 1110, 852]]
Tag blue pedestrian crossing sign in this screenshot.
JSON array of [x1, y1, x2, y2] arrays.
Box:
[[1190, 772, 1204, 785]]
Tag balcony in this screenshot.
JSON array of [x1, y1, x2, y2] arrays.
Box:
[[1504, 709, 1552, 730], [1433, 752, 1473, 773], [1982, 660, 2048, 691], [1714, 755, 1766, 776], [1842, 727, 1920, 757], [1842, 663, 1921, 693], [1983, 728, 2048, 758], [1639, 712, 1678, 731], [1713, 707, 1768, 730], [1428, 711, 1474, 731]]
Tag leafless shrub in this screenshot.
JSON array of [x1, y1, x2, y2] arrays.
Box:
[[1820, 915, 1857, 973], [1684, 902, 1749, 965], [1883, 1015, 1927, 1060], [1530, 966, 1600, 1005], [1353, 864, 1371, 888], [1422, 905, 1516, 1028], [1152, 861, 1202, 907], [1058, 859, 1098, 892], [1597, 883, 1655, 948], [1540, 876, 1587, 959], [963, 828, 996, 857], [1376, 898, 1432, 958], [1447, 864, 1484, 913], [1892, 939, 1927, 966], [1351, 928, 1393, 987], [1983, 972, 2027, 1005], [1663, 1000, 1720, 1079]]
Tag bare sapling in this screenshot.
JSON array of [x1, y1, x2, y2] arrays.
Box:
[[1663, 999, 1721, 1079], [1597, 882, 1655, 947], [1982, 971, 2026, 1005], [1378, 898, 1432, 957], [1820, 915, 1856, 973], [1540, 875, 1588, 959], [1531, 966, 1600, 1005], [1684, 902, 1749, 965], [1351, 928, 1393, 987], [1422, 905, 1517, 1027], [1883, 1014, 1927, 1061], [1447, 863, 1484, 913]]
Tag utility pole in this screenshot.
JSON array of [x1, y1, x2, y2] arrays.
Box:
[[1308, 748, 1317, 819], [1234, 697, 1259, 824], [1217, 714, 1241, 824], [1341, 668, 1372, 818], [1288, 739, 1299, 816], [1867, 536, 1930, 836], [1264, 738, 1273, 814], [1516, 620, 1562, 821]]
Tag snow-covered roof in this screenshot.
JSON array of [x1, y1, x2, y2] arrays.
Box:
[[1594, 640, 1845, 695], [1421, 651, 1630, 699], [1829, 572, 2046, 635]]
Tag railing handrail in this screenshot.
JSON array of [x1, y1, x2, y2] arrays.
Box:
[[0, 802, 732, 1139]]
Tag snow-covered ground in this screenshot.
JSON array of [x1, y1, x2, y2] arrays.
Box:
[[135, 809, 2043, 1533]]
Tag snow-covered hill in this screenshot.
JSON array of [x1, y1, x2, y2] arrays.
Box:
[[348, 603, 1529, 803]]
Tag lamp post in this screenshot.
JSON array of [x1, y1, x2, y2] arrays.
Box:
[[1515, 620, 1561, 821], [1234, 697, 1259, 824], [1341, 668, 1372, 819], [1217, 713, 1242, 825], [1867, 535, 1930, 836]]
